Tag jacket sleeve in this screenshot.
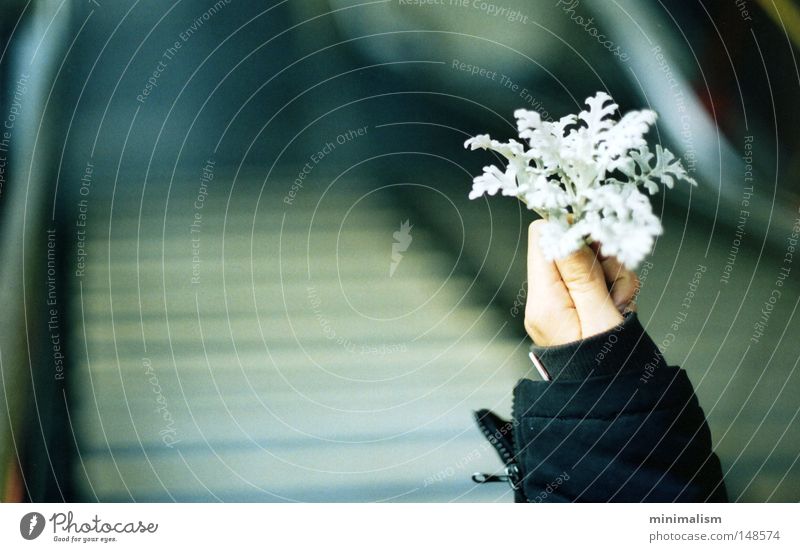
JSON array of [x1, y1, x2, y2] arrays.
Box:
[[512, 312, 727, 502]]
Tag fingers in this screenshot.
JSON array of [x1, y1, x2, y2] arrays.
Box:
[[525, 220, 580, 345], [554, 243, 624, 338], [598, 254, 640, 313], [525, 222, 632, 345], [527, 220, 567, 293]]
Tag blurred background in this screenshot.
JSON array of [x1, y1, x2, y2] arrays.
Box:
[[0, 0, 798, 502]]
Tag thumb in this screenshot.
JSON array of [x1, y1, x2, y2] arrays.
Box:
[[554, 245, 624, 338]]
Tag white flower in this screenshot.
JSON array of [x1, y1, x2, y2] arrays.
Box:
[[519, 172, 570, 213], [538, 216, 588, 260], [581, 185, 663, 267], [464, 91, 696, 268], [468, 164, 519, 199]]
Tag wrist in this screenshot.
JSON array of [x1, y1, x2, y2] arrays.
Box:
[[529, 312, 666, 381]]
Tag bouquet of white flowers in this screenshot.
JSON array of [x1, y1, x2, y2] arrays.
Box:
[[464, 91, 696, 268]]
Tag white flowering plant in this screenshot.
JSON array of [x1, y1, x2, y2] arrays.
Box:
[[464, 91, 696, 268]]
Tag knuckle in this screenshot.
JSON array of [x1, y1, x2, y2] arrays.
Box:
[[524, 317, 548, 344]]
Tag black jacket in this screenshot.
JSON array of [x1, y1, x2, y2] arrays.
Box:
[[474, 313, 727, 502]]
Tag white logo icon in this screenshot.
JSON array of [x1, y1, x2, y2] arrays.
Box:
[[390, 220, 413, 277]]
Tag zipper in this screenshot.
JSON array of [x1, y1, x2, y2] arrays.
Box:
[[510, 382, 528, 501], [471, 408, 525, 496], [471, 464, 521, 490], [510, 380, 523, 473], [475, 410, 515, 464]]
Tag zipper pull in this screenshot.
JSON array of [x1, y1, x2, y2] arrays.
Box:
[[472, 464, 522, 490], [471, 472, 510, 484]]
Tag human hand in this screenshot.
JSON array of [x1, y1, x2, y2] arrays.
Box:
[[524, 220, 639, 346]]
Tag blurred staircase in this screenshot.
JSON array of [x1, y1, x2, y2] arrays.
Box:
[[69, 176, 532, 502]]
